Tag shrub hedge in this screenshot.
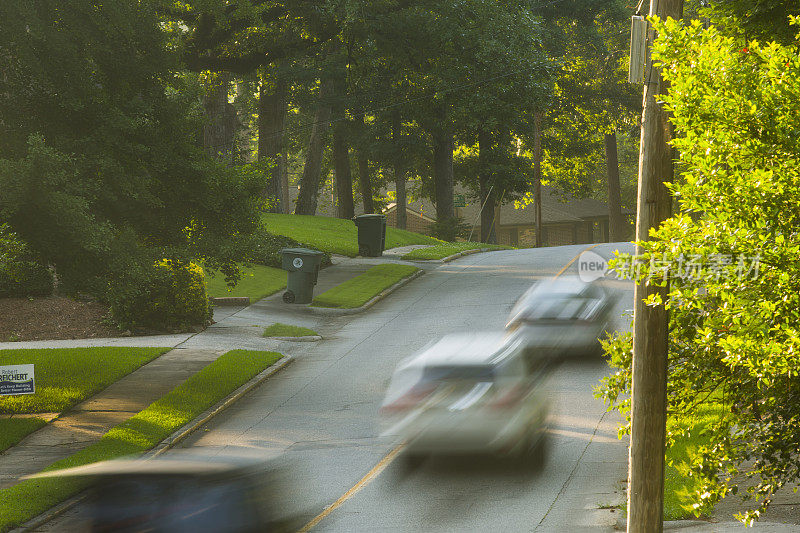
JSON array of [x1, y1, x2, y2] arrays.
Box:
[[107, 260, 211, 332], [0, 224, 53, 298]]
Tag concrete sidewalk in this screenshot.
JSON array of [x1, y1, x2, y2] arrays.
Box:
[[0, 348, 223, 489], [0, 251, 429, 494], [0, 251, 428, 352]]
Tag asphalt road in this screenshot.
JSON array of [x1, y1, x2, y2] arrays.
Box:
[[37, 242, 635, 532]]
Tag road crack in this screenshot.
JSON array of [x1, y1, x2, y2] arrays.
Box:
[[535, 409, 610, 531]]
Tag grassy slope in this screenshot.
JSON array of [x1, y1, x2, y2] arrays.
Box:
[[0, 347, 167, 414], [312, 264, 420, 309], [263, 323, 318, 337], [0, 350, 282, 532], [402, 242, 509, 260], [205, 264, 286, 302], [0, 347, 167, 455], [262, 213, 440, 257]]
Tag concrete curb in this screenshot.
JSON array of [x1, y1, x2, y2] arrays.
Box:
[[210, 296, 250, 306], [614, 518, 800, 531], [441, 247, 491, 263], [151, 354, 294, 453], [268, 335, 322, 342], [403, 247, 493, 263], [307, 269, 425, 316], [14, 355, 295, 533]]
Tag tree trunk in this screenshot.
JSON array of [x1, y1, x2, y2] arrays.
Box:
[[532, 111, 543, 247], [203, 72, 238, 164], [478, 128, 497, 243], [281, 151, 290, 213], [332, 121, 354, 219], [358, 155, 373, 214], [432, 129, 455, 222], [258, 74, 287, 213], [353, 111, 374, 214], [392, 111, 407, 229], [627, 1, 682, 532], [604, 131, 626, 241], [295, 80, 331, 216]]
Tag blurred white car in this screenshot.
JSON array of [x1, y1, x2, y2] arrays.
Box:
[[380, 332, 550, 462], [506, 276, 614, 358]]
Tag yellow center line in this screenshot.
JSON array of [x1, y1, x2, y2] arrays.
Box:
[[555, 242, 604, 278], [297, 242, 605, 532], [297, 444, 405, 533]]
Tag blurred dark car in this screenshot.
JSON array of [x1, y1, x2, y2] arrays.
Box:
[[506, 276, 615, 359], [380, 332, 551, 463], [27, 453, 289, 532]]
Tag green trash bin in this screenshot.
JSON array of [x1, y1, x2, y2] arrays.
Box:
[[353, 214, 387, 257], [280, 248, 325, 304]]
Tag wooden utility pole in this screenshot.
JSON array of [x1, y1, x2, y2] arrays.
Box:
[[627, 1, 682, 532]]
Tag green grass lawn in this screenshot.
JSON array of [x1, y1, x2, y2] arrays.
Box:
[[0, 418, 47, 453], [402, 241, 509, 260], [0, 347, 167, 415], [663, 402, 726, 520], [205, 263, 286, 303], [263, 323, 319, 338], [0, 349, 282, 532], [0, 347, 168, 455], [261, 213, 440, 257], [311, 264, 420, 309]]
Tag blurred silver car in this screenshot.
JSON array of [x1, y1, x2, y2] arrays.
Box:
[[380, 332, 550, 462], [506, 276, 614, 358]]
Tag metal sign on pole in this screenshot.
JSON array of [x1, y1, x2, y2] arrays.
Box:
[[628, 16, 649, 84]]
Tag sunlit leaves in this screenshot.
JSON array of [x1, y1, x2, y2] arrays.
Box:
[[598, 18, 800, 522]]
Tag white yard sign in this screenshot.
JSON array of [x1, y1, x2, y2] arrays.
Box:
[[0, 364, 35, 396]]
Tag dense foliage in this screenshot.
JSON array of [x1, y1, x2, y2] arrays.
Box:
[[0, 1, 261, 297], [108, 260, 211, 332], [599, 18, 800, 522], [0, 224, 53, 298], [701, 0, 800, 43], [167, 0, 632, 237]]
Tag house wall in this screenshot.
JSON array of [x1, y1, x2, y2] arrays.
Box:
[[385, 209, 434, 235], [471, 215, 616, 248], [493, 220, 605, 247], [544, 224, 583, 246]]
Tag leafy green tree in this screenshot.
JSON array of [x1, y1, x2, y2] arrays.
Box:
[[0, 0, 260, 293], [527, 0, 640, 208], [454, 1, 553, 244], [701, 0, 800, 43], [599, 18, 800, 522]]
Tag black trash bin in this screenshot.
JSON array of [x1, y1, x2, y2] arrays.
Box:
[[353, 214, 387, 257], [280, 247, 325, 304]]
